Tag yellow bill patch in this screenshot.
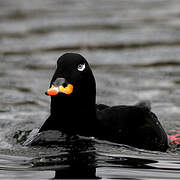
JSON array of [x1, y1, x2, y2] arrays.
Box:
[[59, 84, 73, 95]]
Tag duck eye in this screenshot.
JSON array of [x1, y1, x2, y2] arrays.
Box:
[[77, 63, 85, 71]]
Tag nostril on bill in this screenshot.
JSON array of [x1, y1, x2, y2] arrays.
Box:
[[62, 82, 68, 88]]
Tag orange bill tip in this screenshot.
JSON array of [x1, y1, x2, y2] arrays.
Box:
[[59, 84, 73, 95], [47, 85, 59, 96]]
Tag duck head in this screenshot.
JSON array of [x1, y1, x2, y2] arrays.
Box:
[[41, 53, 97, 134], [47, 53, 95, 98]]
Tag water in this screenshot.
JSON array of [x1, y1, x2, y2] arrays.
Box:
[[1, 0, 180, 179]]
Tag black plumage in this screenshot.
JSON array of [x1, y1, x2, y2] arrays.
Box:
[[39, 53, 168, 152]]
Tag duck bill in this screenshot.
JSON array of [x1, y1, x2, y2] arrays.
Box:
[[59, 84, 73, 95], [46, 84, 74, 96]]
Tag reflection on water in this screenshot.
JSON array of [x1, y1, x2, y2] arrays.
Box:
[[1, 0, 180, 179], [2, 137, 180, 179], [44, 138, 97, 179]]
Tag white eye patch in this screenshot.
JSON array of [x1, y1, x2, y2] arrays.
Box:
[[77, 63, 85, 71]]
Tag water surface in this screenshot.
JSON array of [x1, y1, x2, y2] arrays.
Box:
[[1, 0, 180, 179]]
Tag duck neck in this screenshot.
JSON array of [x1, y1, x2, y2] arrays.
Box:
[[48, 95, 97, 135], [50, 94, 96, 114]]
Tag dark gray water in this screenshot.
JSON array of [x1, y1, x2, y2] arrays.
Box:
[[1, 0, 180, 179]]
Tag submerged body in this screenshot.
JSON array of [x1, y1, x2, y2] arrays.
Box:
[[38, 53, 168, 152]]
